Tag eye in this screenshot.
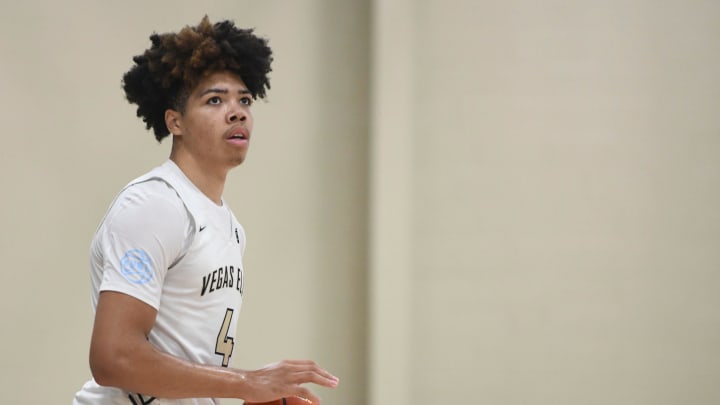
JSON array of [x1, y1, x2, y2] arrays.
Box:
[[240, 96, 253, 106], [207, 96, 222, 105]]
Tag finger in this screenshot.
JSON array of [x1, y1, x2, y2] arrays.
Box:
[[313, 366, 339, 383], [292, 370, 339, 388], [303, 363, 339, 385], [282, 359, 320, 367], [286, 361, 339, 384]]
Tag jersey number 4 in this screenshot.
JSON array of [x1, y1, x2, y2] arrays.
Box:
[[215, 308, 235, 367]]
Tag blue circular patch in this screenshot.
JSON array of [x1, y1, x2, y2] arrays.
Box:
[[120, 249, 153, 285]]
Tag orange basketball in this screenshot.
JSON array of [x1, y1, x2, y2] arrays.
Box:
[[245, 397, 312, 405]]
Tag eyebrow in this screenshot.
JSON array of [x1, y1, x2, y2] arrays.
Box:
[[198, 87, 252, 97]]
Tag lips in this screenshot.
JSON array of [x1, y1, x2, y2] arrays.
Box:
[[225, 125, 250, 147], [225, 125, 249, 141]]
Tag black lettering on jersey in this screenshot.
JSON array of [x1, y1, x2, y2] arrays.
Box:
[[128, 393, 156, 404], [223, 266, 231, 289], [216, 267, 224, 290], [210, 270, 218, 293], [201, 265, 243, 297], [201, 273, 211, 296]]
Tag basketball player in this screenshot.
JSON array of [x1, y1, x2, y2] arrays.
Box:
[[73, 16, 338, 404]]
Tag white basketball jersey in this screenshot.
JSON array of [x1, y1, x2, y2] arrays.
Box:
[[74, 160, 246, 405]]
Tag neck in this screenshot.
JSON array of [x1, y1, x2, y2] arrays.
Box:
[[169, 151, 227, 206]]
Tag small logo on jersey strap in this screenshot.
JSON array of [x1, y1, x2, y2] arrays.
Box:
[[235, 228, 239, 244], [199, 225, 207, 232], [120, 249, 153, 285]]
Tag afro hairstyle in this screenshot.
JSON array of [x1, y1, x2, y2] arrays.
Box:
[[122, 16, 273, 142]]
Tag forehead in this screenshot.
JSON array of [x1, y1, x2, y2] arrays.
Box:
[[191, 71, 248, 94]]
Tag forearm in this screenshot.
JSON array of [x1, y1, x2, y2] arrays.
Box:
[[88, 292, 337, 403], [91, 338, 249, 399]]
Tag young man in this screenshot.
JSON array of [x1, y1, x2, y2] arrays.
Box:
[[73, 17, 338, 405]]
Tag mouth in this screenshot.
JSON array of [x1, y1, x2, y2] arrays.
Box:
[[225, 126, 250, 145]]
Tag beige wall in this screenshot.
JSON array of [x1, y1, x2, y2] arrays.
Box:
[[1, 1, 719, 405], [369, 1, 720, 405], [0, 1, 367, 404]]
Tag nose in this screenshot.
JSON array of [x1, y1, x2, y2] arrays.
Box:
[[226, 103, 247, 124]]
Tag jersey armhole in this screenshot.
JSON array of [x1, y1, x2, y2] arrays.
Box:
[[131, 169, 203, 271], [168, 220, 195, 270]]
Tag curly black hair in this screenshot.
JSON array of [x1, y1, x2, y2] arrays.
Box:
[[122, 16, 273, 142]]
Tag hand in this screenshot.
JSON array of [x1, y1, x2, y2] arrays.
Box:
[[240, 360, 339, 404]]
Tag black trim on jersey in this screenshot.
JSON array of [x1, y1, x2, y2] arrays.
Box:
[[128, 393, 156, 404]]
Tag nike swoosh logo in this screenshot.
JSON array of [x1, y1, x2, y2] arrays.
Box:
[[199, 226, 206, 232]]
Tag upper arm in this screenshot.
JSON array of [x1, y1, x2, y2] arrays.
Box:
[[88, 182, 192, 383], [89, 291, 158, 384]]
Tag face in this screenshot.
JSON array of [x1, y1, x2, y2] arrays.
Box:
[[166, 71, 255, 171]]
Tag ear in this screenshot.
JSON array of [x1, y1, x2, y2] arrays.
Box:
[[165, 109, 183, 136]]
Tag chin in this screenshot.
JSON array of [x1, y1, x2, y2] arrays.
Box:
[[230, 156, 246, 167]]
